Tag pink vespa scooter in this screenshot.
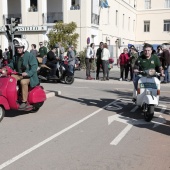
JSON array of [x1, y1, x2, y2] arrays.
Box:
[[0, 66, 46, 122]]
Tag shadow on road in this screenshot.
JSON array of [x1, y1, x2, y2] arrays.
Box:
[[50, 89, 170, 136], [5, 110, 30, 118]]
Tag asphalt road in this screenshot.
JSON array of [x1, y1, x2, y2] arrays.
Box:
[[0, 69, 170, 170]]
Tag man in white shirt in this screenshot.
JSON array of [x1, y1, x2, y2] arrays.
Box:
[[85, 43, 94, 80]]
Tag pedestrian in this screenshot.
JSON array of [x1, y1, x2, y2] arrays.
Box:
[[58, 42, 65, 61], [96, 42, 103, 80], [71, 45, 77, 56], [101, 43, 110, 81], [67, 45, 76, 73], [3, 48, 8, 60], [129, 46, 138, 81], [6, 46, 13, 63], [30, 44, 38, 58], [85, 43, 94, 80], [155, 45, 163, 80], [38, 42, 47, 64], [160, 44, 170, 83], [156, 45, 163, 57], [118, 48, 129, 81], [0, 45, 2, 59]]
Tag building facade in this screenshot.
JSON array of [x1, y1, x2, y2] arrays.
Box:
[[0, 0, 170, 59]]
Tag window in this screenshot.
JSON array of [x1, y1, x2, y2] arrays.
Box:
[[116, 10, 118, 26], [145, 0, 151, 9], [165, 0, 170, 8], [29, 0, 38, 12], [70, 0, 80, 10], [164, 20, 170, 31], [144, 21, 150, 32]]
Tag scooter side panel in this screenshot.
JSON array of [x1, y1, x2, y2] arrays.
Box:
[[6, 77, 18, 110], [28, 86, 46, 104], [0, 77, 9, 97], [142, 95, 158, 105], [0, 96, 10, 110]]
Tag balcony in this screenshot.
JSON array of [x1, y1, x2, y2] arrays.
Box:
[[43, 12, 63, 24], [91, 13, 99, 25]]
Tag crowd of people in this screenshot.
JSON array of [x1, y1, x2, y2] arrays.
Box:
[[0, 38, 169, 110], [118, 44, 170, 83], [0, 40, 77, 109], [85, 42, 113, 81]]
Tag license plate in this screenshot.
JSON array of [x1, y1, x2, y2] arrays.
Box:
[[140, 83, 157, 89]]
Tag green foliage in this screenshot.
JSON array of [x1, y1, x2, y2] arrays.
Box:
[[77, 49, 86, 69], [48, 22, 79, 50]]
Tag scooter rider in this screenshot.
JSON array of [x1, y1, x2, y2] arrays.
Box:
[[133, 43, 164, 95], [8, 38, 39, 109], [46, 44, 59, 79]]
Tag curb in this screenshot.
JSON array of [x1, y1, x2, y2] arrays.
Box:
[[74, 78, 133, 85], [45, 90, 61, 98]]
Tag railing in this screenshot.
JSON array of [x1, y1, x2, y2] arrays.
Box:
[[3, 14, 22, 25], [43, 12, 63, 24], [91, 13, 99, 25], [70, 5, 80, 10]]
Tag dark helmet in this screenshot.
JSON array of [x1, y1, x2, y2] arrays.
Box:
[[54, 44, 59, 48]]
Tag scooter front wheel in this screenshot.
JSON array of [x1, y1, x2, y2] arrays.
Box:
[[0, 106, 5, 122], [144, 105, 154, 122]]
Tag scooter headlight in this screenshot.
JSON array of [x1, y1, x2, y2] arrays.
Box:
[[0, 68, 7, 77], [146, 90, 152, 95]]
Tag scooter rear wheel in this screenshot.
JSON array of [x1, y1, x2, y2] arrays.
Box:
[[0, 106, 5, 122], [64, 76, 74, 84], [144, 105, 154, 122]]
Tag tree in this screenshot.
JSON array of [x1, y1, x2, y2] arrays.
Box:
[[48, 22, 79, 50]]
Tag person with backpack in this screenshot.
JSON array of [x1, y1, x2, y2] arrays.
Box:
[[129, 46, 138, 81]]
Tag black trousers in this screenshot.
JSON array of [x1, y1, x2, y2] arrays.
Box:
[[46, 62, 57, 76], [96, 59, 102, 78], [85, 58, 91, 77], [120, 64, 129, 79]]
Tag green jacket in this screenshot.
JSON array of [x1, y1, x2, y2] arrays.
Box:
[[39, 46, 47, 58], [129, 52, 138, 68], [8, 51, 39, 87]]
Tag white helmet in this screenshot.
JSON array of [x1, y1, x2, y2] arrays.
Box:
[[13, 38, 29, 51]]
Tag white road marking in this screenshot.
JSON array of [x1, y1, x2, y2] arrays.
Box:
[[130, 106, 138, 112], [110, 124, 133, 145], [108, 100, 168, 145], [89, 102, 97, 104], [63, 86, 88, 89], [153, 115, 167, 128], [0, 100, 118, 170], [106, 101, 128, 111]]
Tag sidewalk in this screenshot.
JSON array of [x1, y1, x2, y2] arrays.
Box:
[[74, 67, 170, 86]]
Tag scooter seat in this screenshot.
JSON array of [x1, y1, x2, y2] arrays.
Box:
[[40, 64, 51, 70]]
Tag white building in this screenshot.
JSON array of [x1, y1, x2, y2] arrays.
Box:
[[0, 0, 170, 59]]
